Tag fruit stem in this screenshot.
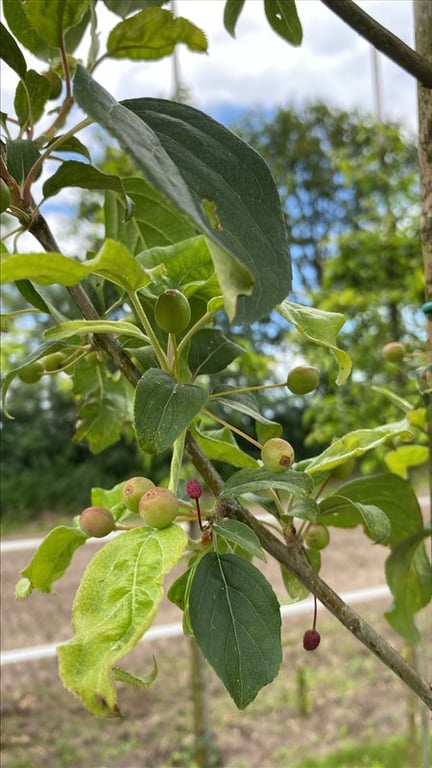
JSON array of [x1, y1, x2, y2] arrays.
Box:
[[201, 408, 262, 449], [194, 496, 205, 531], [209, 381, 287, 400], [176, 309, 217, 360], [127, 291, 170, 372], [312, 592, 318, 631]]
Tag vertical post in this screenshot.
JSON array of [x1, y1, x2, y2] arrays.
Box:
[[413, 5, 432, 768]]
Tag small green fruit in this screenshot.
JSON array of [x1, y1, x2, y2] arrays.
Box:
[[287, 365, 319, 395], [122, 476, 155, 514], [154, 289, 191, 334], [382, 342, 405, 363], [139, 487, 178, 529], [79, 506, 115, 538], [17, 361, 44, 383], [0, 179, 11, 213], [42, 351, 67, 372], [304, 523, 330, 550], [261, 438, 295, 472]]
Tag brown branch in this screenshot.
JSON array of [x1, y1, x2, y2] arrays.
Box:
[[28, 213, 141, 389], [185, 432, 432, 710], [320, 0, 432, 89]]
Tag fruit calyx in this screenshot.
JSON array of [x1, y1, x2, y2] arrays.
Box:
[[261, 437, 295, 472]]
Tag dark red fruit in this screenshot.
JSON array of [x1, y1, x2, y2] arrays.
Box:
[[186, 479, 203, 499], [79, 506, 115, 538], [303, 629, 321, 651]]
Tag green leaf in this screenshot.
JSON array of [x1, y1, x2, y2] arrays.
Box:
[[91, 481, 125, 511], [134, 369, 208, 454], [384, 445, 429, 478], [14, 68, 51, 126], [287, 498, 320, 522], [319, 495, 391, 544], [107, 7, 207, 60], [280, 549, 320, 602], [73, 358, 134, 453], [278, 300, 351, 385], [21, 0, 90, 48], [1, 239, 150, 291], [264, 0, 302, 46], [44, 319, 147, 342], [46, 135, 91, 161], [304, 421, 413, 475], [384, 532, 432, 643], [0, 20, 27, 78], [3, 0, 56, 60], [73, 67, 291, 322], [112, 658, 158, 688], [220, 467, 313, 499], [192, 425, 259, 470], [189, 329, 245, 377], [106, 176, 195, 254], [138, 236, 217, 298], [189, 552, 282, 709], [1, 340, 67, 417], [18, 526, 87, 595], [223, 0, 246, 37], [211, 388, 283, 436], [325, 474, 424, 548], [103, 1, 166, 18], [43, 160, 126, 201], [58, 524, 187, 717], [212, 520, 266, 561], [5, 138, 40, 184]]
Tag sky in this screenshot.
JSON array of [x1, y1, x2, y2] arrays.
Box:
[[90, 0, 418, 131], [0, 0, 418, 254]]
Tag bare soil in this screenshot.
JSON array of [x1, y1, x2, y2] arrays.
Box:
[[1, 521, 430, 768]]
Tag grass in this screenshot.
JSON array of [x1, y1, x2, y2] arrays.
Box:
[[297, 734, 432, 768]]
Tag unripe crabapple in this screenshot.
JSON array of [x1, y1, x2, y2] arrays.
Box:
[[18, 361, 44, 383], [261, 438, 295, 472], [139, 487, 178, 529], [154, 289, 191, 334], [304, 523, 330, 550], [122, 476, 155, 514], [79, 506, 115, 538], [382, 342, 405, 363], [286, 365, 319, 395]]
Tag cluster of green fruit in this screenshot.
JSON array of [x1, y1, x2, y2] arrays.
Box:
[[17, 352, 67, 383], [79, 476, 179, 538]]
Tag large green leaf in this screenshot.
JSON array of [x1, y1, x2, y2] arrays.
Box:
[[1, 239, 150, 291], [189, 552, 282, 709], [134, 369, 208, 454], [319, 495, 391, 544], [105, 176, 195, 254], [220, 467, 313, 499], [212, 520, 266, 561], [304, 421, 413, 476], [278, 300, 351, 384], [73, 66, 291, 322], [264, 0, 302, 45], [192, 425, 259, 470], [189, 329, 245, 378], [14, 68, 50, 126], [5, 138, 40, 184], [58, 524, 187, 717], [17, 526, 87, 595], [73, 358, 134, 453], [0, 20, 27, 78], [137, 236, 219, 301], [42, 160, 126, 202], [324, 474, 423, 547], [385, 532, 432, 644], [223, 0, 246, 37], [21, 0, 90, 47], [107, 7, 207, 60]]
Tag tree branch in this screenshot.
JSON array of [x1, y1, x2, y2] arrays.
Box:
[[185, 432, 432, 710], [320, 0, 432, 89], [28, 213, 141, 389]]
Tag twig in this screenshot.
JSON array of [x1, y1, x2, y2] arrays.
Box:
[[185, 432, 432, 710], [320, 0, 432, 88]]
